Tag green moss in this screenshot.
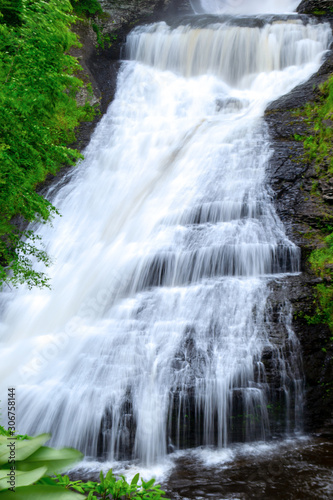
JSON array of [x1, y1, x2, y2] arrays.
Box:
[[307, 227, 333, 332], [295, 76, 333, 331], [71, 1, 115, 50], [295, 77, 333, 172], [70, 0, 102, 16]]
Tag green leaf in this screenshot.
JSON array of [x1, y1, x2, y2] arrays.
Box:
[[99, 470, 104, 487], [0, 434, 50, 465], [0, 485, 84, 499], [143, 478, 155, 490], [105, 469, 115, 482], [37, 476, 58, 486], [0, 466, 47, 491], [131, 473, 140, 486], [16, 446, 83, 474]]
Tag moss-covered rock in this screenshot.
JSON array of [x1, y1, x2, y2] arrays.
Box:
[[297, 0, 333, 15]]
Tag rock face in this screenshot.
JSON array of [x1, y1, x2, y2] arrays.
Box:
[[297, 0, 333, 15], [99, 0, 191, 18], [265, 33, 333, 435]]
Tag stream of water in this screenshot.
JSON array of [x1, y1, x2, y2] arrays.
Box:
[[0, 0, 332, 494]]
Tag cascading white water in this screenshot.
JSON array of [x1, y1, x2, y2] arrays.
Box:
[[127, 21, 328, 86], [0, 5, 331, 466], [190, 0, 300, 15]]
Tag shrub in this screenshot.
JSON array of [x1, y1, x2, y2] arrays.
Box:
[[0, 0, 95, 289]]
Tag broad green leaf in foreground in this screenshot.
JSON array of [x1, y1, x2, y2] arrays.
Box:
[[0, 466, 47, 491], [0, 485, 84, 500], [131, 472, 140, 486], [0, 434, 50, 465], [16, 446, 83, 474]]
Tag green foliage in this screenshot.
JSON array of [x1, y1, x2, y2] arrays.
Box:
[[70, 0, 103, 16], [0, 427, 168, 499], [319, 378, 333, 399], [0, 429, 10, 438], [92, 22, 112, 50], [0, 0, 95, 289], [306, 231, 333, 332], [56, 470, 169, 499], [1, 485, 83, 499], [70, 1, 114, 50], [296, 76, 333, 172], [295, 76, 333, 332], [309, 232, 333, 275], [0, 0, 23, 26], [0, 426, 29, 441], [0, 432, 83, 498], [303, 284, 333, 329]]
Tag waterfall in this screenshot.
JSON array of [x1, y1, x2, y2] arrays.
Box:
[[190, 0, 301, 14], [0, 7, 331, 466]]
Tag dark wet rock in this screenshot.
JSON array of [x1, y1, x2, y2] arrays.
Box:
[[319, 177, 333, 203], [297, 0, 333, 15], [322, 118, 333, 127], [71, 437, 333, 499], [164, 438, 333, 500], [268, 276, 333, 435], [265, 40, 333, 436]]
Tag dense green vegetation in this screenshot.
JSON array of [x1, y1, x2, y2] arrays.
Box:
[[296, 76, 333, 170], [70, 0, 113, 50], [0, 426, 168, 499], [296, 76, 333, 335], [70, 0, 102, 16], [55, 471, 168, 500], [0, 0, 96, 290]]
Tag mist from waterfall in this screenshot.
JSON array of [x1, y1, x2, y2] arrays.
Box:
[[190, 0, 300, 14], [0, 8, 331, 467]]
